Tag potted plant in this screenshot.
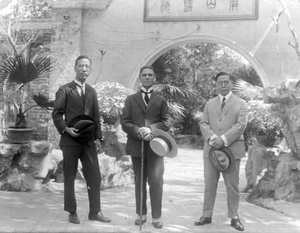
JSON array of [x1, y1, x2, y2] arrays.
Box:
[[0, 51, 55, 143], [246, 100, 283, 147], [94, 82, 135, 125]]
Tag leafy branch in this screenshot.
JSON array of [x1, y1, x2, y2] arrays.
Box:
[[276, 0, 300, 61]]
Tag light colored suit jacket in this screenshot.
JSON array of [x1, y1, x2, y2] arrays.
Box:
[[121, 91, 170, 157], [200, 93, 248, 159]]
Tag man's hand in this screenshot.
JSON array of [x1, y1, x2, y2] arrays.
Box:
[[137, 127, 152, 140], [210, 136, 224, 149], [143, 133, 154, 141], [65, 127, 80, 137], [95, 139, 102, 152]]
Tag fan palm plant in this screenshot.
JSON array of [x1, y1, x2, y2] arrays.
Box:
[[0, 51, 55, 128], [232, 78, 263, 101], [151, 54, 196, 123]]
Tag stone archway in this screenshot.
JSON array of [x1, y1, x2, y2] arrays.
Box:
[[129, 33, 269, 90]]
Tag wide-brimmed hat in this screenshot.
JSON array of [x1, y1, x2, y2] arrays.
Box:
[[68, 115, 96, 143], [150, 129, 178, 158], [209, 147, 235, 173]]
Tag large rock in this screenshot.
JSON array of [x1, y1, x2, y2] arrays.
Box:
[[245, 140, 300, 202], [274, 152, 300, 202], [245, 144, 280, 195], [99, 154, 134, 190], [263, 79, 300, 159], [43, 152, 134, 193], [100, 123, 127, 159], [0, 141, 51, 191], [250, 79, 300, 203], [0, 143, 20, 177], [0, 141, 134, 192]]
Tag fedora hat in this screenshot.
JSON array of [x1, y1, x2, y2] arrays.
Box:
[[68, 115, 96, 143], [209, 147, 235, 173], [150, 129, 178, 158]]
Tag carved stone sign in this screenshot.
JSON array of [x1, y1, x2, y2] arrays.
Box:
[[144, 0, 259, 22]]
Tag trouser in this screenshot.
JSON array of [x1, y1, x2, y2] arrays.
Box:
[[131, 143, 164, 219], [61, 144, 101, 213], [202, 156, 241, 218]]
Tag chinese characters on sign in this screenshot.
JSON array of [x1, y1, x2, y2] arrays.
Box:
[[184, 0, 193, 12], [144, 0, 258, 22], [161, 0, 239, 13], [161, 0, 170, 13]]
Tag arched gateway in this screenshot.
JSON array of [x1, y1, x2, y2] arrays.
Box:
[[129, 34, 269, 90]]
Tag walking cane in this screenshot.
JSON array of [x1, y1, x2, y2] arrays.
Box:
[[139, 139, 145, 231]]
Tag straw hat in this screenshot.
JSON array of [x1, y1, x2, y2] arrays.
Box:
[[150, 129, 178, 158]]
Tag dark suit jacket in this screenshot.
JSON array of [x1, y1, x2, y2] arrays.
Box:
[[200, 93, 248, 159], [121, 91, 170, 157], [52, 81, 102, 146]]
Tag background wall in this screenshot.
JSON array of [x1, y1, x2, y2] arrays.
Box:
[[49, 0, 300, 92]]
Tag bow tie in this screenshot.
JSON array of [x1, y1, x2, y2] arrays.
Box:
[[140, 89, 153, 95]]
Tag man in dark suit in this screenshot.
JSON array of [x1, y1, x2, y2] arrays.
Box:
[[52, 55, 111, 224], [121, 65, 170, 229], [195, 72, 248, 231]]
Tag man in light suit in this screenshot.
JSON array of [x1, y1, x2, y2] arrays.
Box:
[[52, 55, 111, 224], [195, 72, 248, 231], [121, 65, 170, 229]]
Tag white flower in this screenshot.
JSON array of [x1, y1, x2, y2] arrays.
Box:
[[94, 82, 135, 118]]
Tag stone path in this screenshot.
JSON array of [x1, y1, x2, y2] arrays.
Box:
[[0, 147, 300, 232]]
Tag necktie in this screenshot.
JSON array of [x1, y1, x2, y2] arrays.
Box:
[[221, 97, 226, 109], [76, 84, 85, 104], [141, 90, 153, 105]]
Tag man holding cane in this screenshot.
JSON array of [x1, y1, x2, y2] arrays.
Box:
[[121, 65, 170, 229]]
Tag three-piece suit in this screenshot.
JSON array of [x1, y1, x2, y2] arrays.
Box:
[[121, 90, 170, 219], [200, 93, 248, 218], [52, 81, 103, 213]]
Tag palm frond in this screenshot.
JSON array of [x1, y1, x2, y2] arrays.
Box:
[[152, 54, 175, 75], [167, 102, 186, 118], [0, 52, 55, 86], [31, 52, 55, 79], [2, 84, 23, 105], [31, 92, 54, 110], [1, 54, 37, 84], [232, 79, 263, 101], [154, 83, 195, 98]]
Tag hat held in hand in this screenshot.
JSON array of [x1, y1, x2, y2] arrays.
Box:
[[209, 147, 235, 173], [150, 129, 178, 158], [68, 115, 96, 143]]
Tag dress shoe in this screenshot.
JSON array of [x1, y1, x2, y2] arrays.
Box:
[[69, 212, 80, 224], [134, 218, 146, 226], [195, 216, 212, 226], [88, 212, 111, 223], [152, 222, 163, 229], [231, 218, 244, 231]]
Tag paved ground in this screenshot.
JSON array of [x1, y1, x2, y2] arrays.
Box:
[[0, 147, 300, 233]]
